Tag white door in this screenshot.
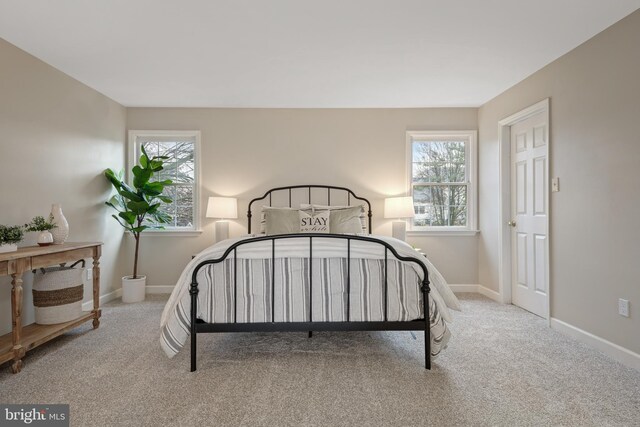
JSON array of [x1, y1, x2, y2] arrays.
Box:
[[510, 112, 548, 318]]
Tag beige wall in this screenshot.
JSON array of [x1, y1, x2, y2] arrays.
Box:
[[0, 39, 127, 335], [478, 11, 640, 352], [126, 108, 479, 286]]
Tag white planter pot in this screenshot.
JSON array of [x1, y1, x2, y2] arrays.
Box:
[[0, 243, 18, 254], [37, 231, 54, 246], [122, 275, 146, 303]]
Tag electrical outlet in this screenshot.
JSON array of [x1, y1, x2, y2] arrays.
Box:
[[552, 177, 560, 192], [86, 268, 92, 281], [618, 298, 630, 317]]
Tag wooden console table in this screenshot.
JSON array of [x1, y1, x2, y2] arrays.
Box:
[[0, 242, 102, 373]]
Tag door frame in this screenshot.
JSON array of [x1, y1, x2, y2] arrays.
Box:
[[497, 98, 550, 320]]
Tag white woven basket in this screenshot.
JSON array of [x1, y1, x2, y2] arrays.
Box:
[[32, 260, 85, 325]]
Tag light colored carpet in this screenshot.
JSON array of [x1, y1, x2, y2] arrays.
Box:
[[1, 294, 639, 426]]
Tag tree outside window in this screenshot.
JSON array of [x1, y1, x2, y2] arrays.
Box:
[[408, 131, 476, 231], [129, 130, 200, 233], [141, 141, 195, 228]]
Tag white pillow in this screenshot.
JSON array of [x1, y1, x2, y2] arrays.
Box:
[[299, 210, 330, 233]]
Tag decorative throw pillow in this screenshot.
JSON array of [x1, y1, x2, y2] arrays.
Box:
[[300, 204, 367, 233], [299, 210, 330, 233]]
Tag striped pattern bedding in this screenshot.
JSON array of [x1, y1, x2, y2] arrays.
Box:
[[195, 258, 427, 323], [161, 237, 455, 360]]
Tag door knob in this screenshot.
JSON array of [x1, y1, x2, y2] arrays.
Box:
[[508, 220, 516, 227]]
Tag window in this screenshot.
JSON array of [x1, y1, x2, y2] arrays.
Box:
[[406, 131, 477, 234], [129, 130, 201, 234]]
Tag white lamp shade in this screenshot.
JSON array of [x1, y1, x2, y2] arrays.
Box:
[[206, 197, 238, 219], [384, 196, 415, 219]]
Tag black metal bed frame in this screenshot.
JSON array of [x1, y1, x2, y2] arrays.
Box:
[[190, 185, 431, 371]]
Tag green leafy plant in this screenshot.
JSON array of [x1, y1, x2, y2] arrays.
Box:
[[24, 215, 57, 232], [104, 146, 173, 279], [0, 225, 24, 245]]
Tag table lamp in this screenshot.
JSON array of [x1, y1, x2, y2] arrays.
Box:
[[206, 196, 238, 243], [384, 196, 415, 241]]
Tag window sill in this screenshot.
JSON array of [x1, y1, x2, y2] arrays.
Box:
[[406, 229, 479, 237], [126, 230, 203, 237]]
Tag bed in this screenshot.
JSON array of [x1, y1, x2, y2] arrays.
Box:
[[160, 185, 460, 371]]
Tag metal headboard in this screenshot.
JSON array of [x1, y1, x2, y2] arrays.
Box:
[[247, 185, 373, 234]]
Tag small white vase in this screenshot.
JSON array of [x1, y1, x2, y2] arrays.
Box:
[[37, 231, 54, 246], [50, 204, 69, 244], [0, 243, 17, 254], [122, 275, 146, 303]]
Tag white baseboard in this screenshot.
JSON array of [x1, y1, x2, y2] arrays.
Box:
[[82, 285, 173, 310], [82, 288, 122, 311], [91, 284, 500, 305], [448, 284, 479, 293], [145, 285, 174, 294], [449, 284, 502, 302], [550, 317, 640, 371], [477, 285, 501, 302]]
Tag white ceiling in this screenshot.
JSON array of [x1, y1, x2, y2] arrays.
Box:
[[1, 1, 638, 108]]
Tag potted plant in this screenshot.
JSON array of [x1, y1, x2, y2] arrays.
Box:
[[104, 146, 173, 303], [24, 215, 57, 246], [0, 225, 24, 253]]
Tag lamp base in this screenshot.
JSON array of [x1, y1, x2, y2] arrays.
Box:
[[391, 220, 407, 241], [215, 221, 229, 243]]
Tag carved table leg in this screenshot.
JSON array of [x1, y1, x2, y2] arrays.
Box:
[[11, 272, 25, 373], [11, 360, 23, 374], [92, 246, 102, 329]]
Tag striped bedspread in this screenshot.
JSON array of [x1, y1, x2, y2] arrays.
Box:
[[160, 235, 460, 359]]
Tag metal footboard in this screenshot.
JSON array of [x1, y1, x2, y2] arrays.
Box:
[[189, 233, 431, 371]]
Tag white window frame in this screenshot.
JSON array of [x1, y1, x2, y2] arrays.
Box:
[[128, 130, 202, 236], [406, 130, 478, 236]]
